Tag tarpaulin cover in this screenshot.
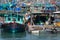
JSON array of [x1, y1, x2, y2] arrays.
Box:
[[14, 7, 21, 12]]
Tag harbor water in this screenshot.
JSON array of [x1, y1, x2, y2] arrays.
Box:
[[0, 30, 60, 40]]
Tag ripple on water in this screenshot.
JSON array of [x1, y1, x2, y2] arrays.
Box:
[[0, 31, 60, 40]]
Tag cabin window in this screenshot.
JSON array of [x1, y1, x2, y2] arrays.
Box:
[[13, 18, 16, 21], [8, 17, 11, 21], [32, 15, 49, 25], [18, 17, 20, 21]]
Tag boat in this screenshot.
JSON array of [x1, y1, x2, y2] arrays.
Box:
[[26, 12, 50, 33], [0, 0, 27, 33], [1, 16, 26, 33], [0, 10, 26, 33]]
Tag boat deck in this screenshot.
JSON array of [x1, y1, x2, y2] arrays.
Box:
[[28, 25, 56, 33]]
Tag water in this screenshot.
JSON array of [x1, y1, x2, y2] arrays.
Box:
[[0, 31, 60, 40]]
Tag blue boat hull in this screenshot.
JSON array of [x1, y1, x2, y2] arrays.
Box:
[[1, 23, 26, 33]]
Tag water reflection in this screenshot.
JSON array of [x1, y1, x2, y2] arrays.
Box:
[[1, 32, 26, 38], [30, 32, 60, 40], [0, 31, 60, 40]]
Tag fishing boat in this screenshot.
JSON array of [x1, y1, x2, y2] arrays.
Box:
[[1, 14, 26, 33], [26, 12, 50, 33], [0, 10, 26, 33]]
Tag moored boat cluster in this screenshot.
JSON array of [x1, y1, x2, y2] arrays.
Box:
[[0, 0, 60, 33]]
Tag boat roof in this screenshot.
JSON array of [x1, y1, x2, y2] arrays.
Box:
[[0, 10, 25, 16], [53, 11, 60, 14], [30, 12, 50, 15]]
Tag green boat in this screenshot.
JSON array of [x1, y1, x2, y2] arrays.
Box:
[[0, 11, 26, 33]]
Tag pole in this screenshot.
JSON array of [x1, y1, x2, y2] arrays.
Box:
[[17, 12, 18, 22]]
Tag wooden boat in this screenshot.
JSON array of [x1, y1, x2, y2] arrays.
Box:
[[26, 12, 50, 32]]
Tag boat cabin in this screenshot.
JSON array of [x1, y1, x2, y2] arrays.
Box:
[[4, 13, 24, 24], [29, 13, 50, 25]]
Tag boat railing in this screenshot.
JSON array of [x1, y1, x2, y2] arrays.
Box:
[[0, 10, 14, 13]]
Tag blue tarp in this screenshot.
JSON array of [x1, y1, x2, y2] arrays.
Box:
[[44, 3, 55, 11], [44, 3, 54, 7], [21, 3, 26, 7], [45, 7, 55, 11], [12, 0, 16, 3], [7, 2, 13, 7], [0, 0, 17, 10], [7, 7, 13, 10], [56, 2, 60, 6], [0, 6, 3, 10], [45, 7, 55, 10], [14, 7, 21, 12], [7, 2, 17, 7], [34, 3, 43, 7], [2, 4, 8, 8]]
